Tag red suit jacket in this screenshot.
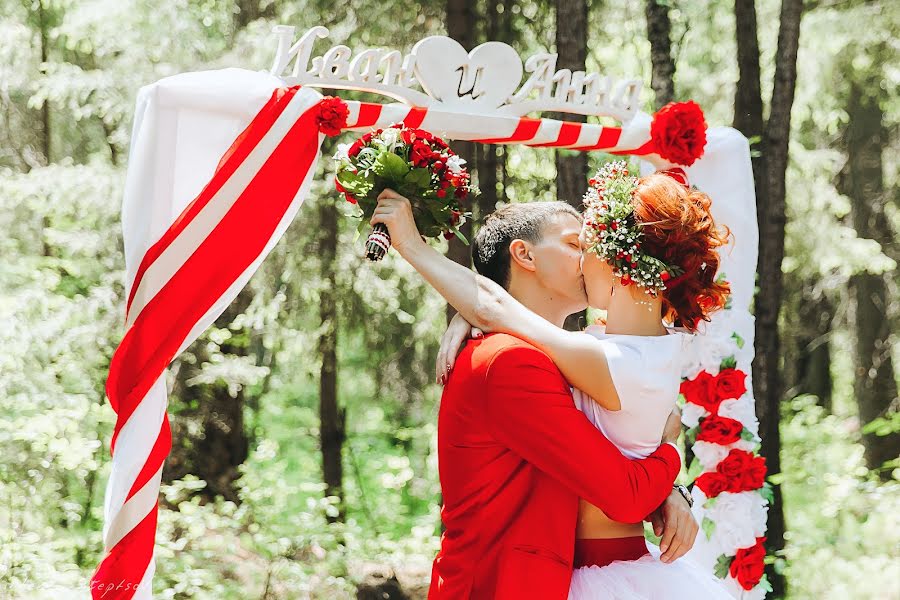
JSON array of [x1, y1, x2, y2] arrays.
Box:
[[428, 333, 681, 600]]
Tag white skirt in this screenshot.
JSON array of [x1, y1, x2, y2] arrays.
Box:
[[568, 544, 733, 599]]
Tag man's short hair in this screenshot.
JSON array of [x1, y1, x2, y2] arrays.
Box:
[[472, 201, 581, 289]]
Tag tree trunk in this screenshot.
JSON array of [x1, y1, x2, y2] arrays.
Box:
[[476, 0, 514, 223], [445, 0, 478, 323], [555, 0, 589, 332], [734, 0, 803, 596], [733, 0, 768, 230], [554, 0, 589, 210], [791, 294, 833, 411], [838, 50, 899, 479], [37, 1, 51, 165], [319, 193, 346, 522], [164, 287, 253, 503], [233, 0, 276, 30], [645, 0, 676, 108]]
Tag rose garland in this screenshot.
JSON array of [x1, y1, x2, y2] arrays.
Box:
[[679, 274, 771, 598]]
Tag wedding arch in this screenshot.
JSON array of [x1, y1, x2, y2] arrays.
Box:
[[91, 25, 767, 600]]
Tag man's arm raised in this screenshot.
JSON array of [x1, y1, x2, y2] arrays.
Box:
[[484, 344, 681, 524]]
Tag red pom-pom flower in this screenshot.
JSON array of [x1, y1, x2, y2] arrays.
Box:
[[315, 96, 349, 137], [650, 101, 707, 166]]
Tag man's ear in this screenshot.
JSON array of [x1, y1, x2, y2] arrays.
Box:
[[508, 239, 536, 272]]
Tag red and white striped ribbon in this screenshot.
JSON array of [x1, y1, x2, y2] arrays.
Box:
[[91, 84, 325, 600], [341, 101, 662, 160]]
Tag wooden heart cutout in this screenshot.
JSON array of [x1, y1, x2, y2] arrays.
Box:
[[413, 37, 523, 110]]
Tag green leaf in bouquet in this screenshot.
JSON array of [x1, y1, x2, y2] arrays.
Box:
[[451, 226, 469, 245], [354, 217, 369, 242], [373, 152, 410, 181], [336, 169, 373, 196], [404, 167, 433, 189]]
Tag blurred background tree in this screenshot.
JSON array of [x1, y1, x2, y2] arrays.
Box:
[[0, 0, 897, 598]]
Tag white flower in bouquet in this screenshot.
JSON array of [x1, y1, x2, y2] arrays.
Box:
[[378, 126, 401, 148], [333, 143, 351, 161], [446, 154, 467, 174]]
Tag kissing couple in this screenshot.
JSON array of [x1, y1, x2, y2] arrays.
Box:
[[372, 163, 735, 599]]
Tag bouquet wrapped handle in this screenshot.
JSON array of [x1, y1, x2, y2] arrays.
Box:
[[365, 223, 392, 261]]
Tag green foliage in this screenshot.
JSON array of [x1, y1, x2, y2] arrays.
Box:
[[781, 396, 900, 599]]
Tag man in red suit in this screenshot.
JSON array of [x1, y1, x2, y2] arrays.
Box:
[[425, 202, 692, 600]]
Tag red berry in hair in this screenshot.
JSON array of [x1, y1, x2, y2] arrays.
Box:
[[437, 189, 447, 198]]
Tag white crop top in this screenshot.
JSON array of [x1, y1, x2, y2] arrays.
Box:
[[571, 324, 689, 459]]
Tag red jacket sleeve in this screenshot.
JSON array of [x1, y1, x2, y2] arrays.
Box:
[[484, 344, 681, 523]]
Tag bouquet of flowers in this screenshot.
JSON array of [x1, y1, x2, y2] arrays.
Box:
[[334, 124, 477, 261]]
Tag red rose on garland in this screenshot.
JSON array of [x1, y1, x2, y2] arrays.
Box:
[[697, 414, 744, 444], [717, 448, 750, 480], [680, 371, 721, 413], [720, 449, 766, 492], [316, 96, 349, 137], [650, 100, 707, 166], [714, 368, 748, 402], [740, 452, 767, 490], [729, 537, 767, 590], [695, 471, 729, 497], [694, 449, 767, 498]]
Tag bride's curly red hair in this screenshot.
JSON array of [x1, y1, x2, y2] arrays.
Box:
[[632, 173, 732, 332]]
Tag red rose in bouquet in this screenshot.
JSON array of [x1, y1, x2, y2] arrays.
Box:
[[714, 368, 748, 402], [729, 537, 767, 590], [650, 100, 707, 166], [334, 124, 477, 260], [697, 414, 744, 444]]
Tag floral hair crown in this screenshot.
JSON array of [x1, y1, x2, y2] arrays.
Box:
[[581, 161, 685, 297]]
